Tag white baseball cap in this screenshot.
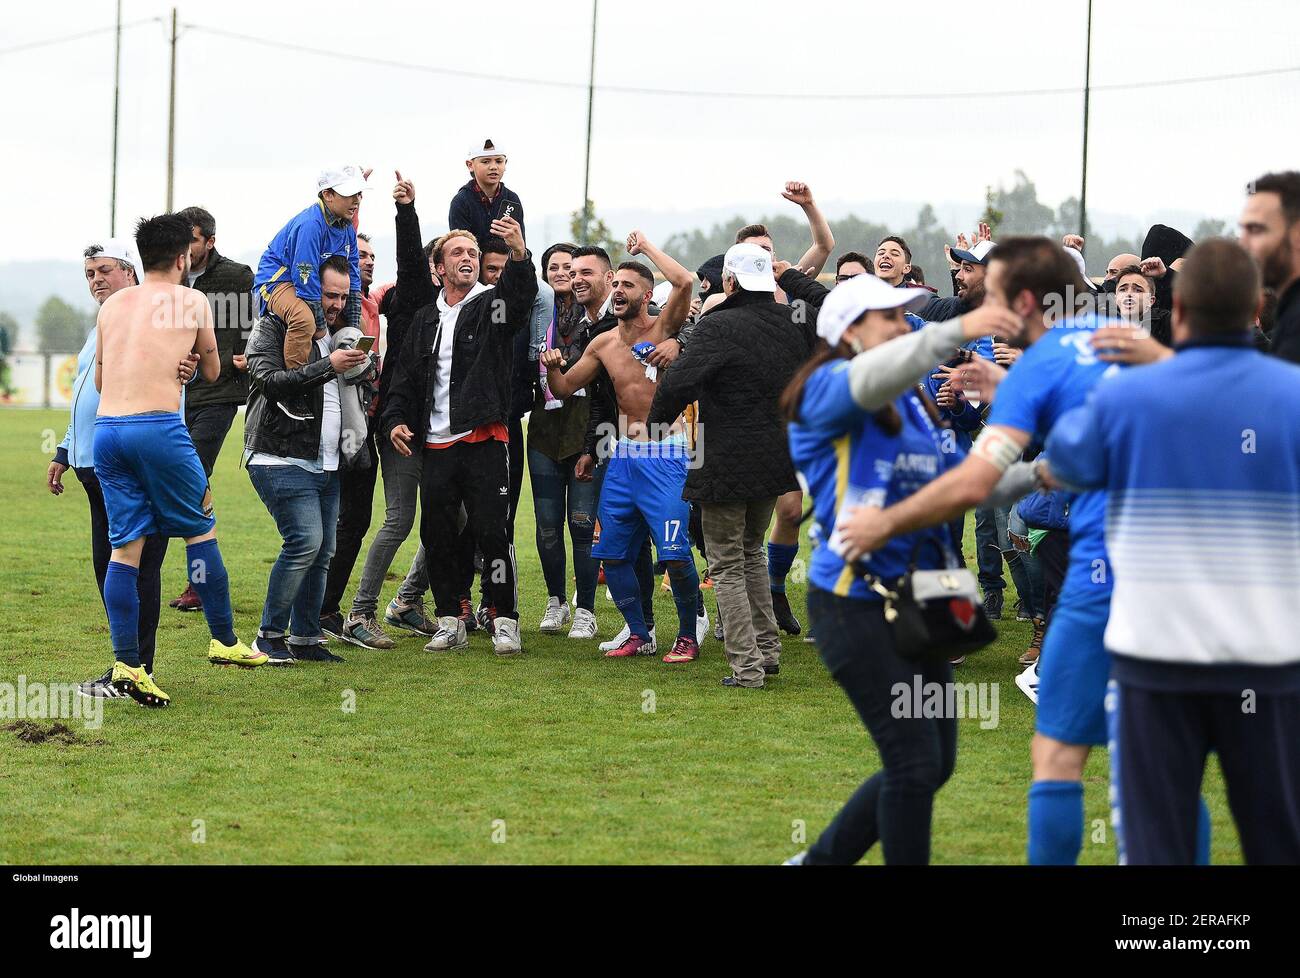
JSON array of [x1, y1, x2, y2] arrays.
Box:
[[86, 238, 141, 282], [317, 164, 369, 197], [467, 138, 507, 160], [723, 243, 776, 293], [817, 274, 931, 347], [949, 239, 997, 265]]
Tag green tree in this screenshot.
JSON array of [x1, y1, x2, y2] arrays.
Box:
[[0, 311, 18, 356], [1193, 218, 1229, 241], [570, 199, 625, 264], [989, 170, 1055, 236], [979, 187, 1005, 238], [36, 297, 92, 354]]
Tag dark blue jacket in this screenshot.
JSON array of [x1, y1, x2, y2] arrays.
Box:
[[448, 181, 526, 251]]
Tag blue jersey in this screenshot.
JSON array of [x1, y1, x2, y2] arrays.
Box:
[[790, 359, 959, 601], [987, 311, 1123, 597], [254, 200, 361, 311]]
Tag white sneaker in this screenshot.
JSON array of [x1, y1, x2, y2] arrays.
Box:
[[600, 623, 631, 652], [783, 851, 808, 865], [493, 617, 523, 656], [424, 616, 468, 652], [696, 607, 710, 645], [539, 597, 571, 634], [1015, 660, 1039, 704], [568, 607, 598, 639]]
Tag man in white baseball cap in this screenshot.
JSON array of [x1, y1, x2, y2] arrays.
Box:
[[449, 138, 525, 250], [253, 165, 369, 375], [721, 242, 778, 294]]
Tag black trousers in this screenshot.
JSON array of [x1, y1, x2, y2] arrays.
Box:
[[419, 439, 518, 621], [74, 467, 169, 673], [1035, 529, 1070, 625], [1117, 678, 1300, 864], [184, 401, 239, 477], [805, 587, 958, 865], [460, 417, 526, 606], [321, 426, 380, 619]]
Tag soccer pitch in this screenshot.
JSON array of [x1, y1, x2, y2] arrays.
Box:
[[0, 410, 1242, 864]]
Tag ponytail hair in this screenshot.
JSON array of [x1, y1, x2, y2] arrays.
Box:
[[781, 340, 900, 435]]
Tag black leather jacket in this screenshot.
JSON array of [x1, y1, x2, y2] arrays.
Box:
[[243, 313, 338, 463]]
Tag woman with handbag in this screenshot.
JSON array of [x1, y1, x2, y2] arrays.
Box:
[[779, 275, 1031, 865]]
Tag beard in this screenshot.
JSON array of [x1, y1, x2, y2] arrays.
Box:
[[1261, 237, 1294, 289], [614, 294, 644, 320]]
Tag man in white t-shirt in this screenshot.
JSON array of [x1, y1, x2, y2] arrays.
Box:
[[243, 255, 370, 665]]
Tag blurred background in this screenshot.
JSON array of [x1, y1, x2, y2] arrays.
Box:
[[1, 0, 1296, 398]]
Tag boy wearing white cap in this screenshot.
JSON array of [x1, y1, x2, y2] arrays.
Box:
[[254, 165, 369, 378], [449, 139, 525, 251]]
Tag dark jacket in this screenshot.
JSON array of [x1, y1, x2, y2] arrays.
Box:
[[187, 250, 253, 406], [243, 313, 338, 463], [448, 181, 525, 252], [380, 200, 538, 442], [647, 288, 815, 502], [1271, 278, 1300, 366]]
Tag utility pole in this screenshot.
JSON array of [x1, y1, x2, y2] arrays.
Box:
[[110, 0, 122, 235], [580, 0, 598, 244], [1079, 0, 1092, 240], [166, 7, 177, 211]]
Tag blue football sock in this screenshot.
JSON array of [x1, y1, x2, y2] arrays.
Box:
[[105, 561, 141, 667], [1196, 795, 1212, 865], [186, 539, 238, 647], [767, 542, 798, 592], [604, 560, 649, 640], [666, 560, 700, 641], [1028, 780, 1084, 865]]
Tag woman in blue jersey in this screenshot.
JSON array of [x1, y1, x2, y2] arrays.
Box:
[[780, 274, 1028, 865]]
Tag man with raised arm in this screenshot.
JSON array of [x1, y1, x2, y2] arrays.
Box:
[[93, 214, 267, 707], [542, 232, 703, 664]]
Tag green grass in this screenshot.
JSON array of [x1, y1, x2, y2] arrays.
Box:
[[0, 409, 1241, 864]]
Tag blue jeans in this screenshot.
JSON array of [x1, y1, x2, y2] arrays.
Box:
[[975, 505, 1039, 617], [248, 465, 341, 644], [528, 447, 598, 611]]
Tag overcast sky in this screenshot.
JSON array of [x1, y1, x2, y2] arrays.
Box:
[[3, 0, 1297, 268]]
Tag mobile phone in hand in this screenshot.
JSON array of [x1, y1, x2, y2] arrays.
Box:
[[354, 335, 375, 354], [494, 198, 519, 223]]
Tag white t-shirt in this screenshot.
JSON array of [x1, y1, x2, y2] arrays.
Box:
[[426, 281, 492, 445], [249, 337, 341, 471]]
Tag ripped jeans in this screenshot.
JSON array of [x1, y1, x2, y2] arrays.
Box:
[[527, 446, 598, 611]]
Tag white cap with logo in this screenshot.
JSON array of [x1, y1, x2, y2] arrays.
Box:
[[817, 274, 931, 347], [723, 243, 776, 293], [317, 165, 369, 197], [467, 138, 507, 160], [86, 238, 142, 283]]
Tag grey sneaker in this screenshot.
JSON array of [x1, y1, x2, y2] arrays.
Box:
[[538, 597, 571, 634], [492, 617, 523, 656], [568, 607, 598, 639], [425, 616, 468, 652], [343, 614, 396, 649], [385, 597, 437, 636]]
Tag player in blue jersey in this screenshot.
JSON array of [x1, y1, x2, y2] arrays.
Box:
[[779, 273, 1025, 864], [835, 236, 1211, 865], [836, 240, 1112, 865]]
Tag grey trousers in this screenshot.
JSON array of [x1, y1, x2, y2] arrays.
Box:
[[701, 497, 781, 687], [350, 438, 430, 617]]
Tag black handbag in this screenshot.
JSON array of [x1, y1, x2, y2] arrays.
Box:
[[859, 537, 998, 662]]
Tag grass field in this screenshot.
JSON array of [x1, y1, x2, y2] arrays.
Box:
[[0, 408, 1242, 864]]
